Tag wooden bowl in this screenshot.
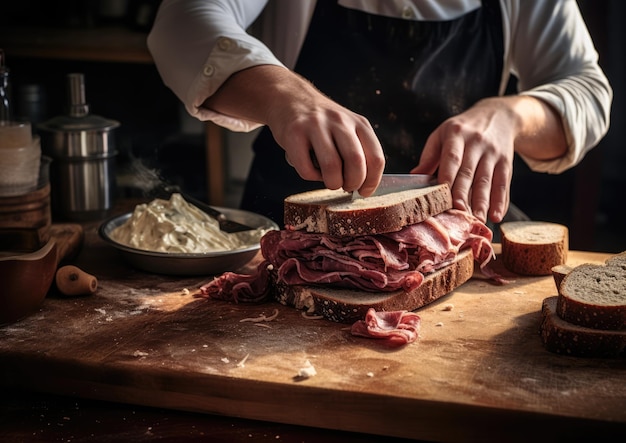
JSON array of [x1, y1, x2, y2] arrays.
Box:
[[0, 240, 57, 325]]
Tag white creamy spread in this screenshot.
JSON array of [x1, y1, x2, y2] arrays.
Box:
[[110, 193, 268, 253]]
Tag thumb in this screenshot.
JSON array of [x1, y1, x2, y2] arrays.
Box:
[[411, 130, 441, 175], [410, 161, 437, 175], [411, 147, 439, 176]]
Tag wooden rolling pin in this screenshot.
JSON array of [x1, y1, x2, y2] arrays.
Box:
[[56, 265, 98, 296]]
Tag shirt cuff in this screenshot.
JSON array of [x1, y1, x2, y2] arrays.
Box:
[[186, 35, 285, 132]]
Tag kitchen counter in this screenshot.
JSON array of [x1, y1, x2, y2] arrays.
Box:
[[1, 207, 625, 442]]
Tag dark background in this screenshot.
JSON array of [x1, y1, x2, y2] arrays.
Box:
[[1, 0, 625, 253]]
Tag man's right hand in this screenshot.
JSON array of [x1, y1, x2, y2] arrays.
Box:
[[204, 65, 386, 197]]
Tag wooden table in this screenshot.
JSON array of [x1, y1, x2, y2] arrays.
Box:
[[1, 217, 625, 442]]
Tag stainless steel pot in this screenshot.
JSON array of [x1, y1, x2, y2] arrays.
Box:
[[38, 73, 120, 221]]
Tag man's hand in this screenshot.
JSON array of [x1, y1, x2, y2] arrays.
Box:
[[412, 96, 567, 223], [204, 65, 386, 197], [268, 86, 385, 197]]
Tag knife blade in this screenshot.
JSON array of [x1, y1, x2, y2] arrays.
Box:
[[352, 174, 437, 199]]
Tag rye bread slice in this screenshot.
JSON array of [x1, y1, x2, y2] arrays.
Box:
[[500, 221, 568, 276], [283, 183, 452, 237], [556, 261, 626, 331], [540, 296, 626, 358], [551, 251, 626, 293], [272, 248, 474, 323]]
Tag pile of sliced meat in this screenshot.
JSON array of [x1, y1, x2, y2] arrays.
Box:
[[198, 208, 494, 303], [198, 208, 496, 346]]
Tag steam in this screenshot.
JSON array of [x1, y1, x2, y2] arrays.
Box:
[[129, 157, 163, 193]]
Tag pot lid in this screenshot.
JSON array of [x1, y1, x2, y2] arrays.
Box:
[[38, 73, 120, 132], [39, 114, 120, 132]]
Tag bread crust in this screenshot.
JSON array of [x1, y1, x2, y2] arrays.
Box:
[[272, 248, 474, 323], [540, 297, 626, 358], [283, 184, 452, 237], [500, 221, 568, 276], [551, 264, 573, 292]]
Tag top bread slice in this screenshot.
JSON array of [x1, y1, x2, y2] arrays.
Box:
[[283, 183, 452, 237], [500, 221, 568, 276], [556, 258, 626, 331]]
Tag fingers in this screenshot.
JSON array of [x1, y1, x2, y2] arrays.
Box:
[[443, 133, 509, 223], [470, 155, 495, 223], [466, 136, 512, 223], [415, 117, 513, 224], [281, 109, 385, 195], [434, 124, 472, 212], [488, 160, 511, 223], [354, 119, 385, 196], [411, 130, 441, 176], [283, 137, 324, 183], [309, 126, 346, 190]]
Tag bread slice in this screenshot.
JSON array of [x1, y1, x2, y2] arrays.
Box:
[[283, 183, 452, 237], [551, 250, 626, 293], [500, 221, 568, 276], [556, 261, 626, 331], [272, 248, 474, 323], [540, 296, 626, 358]]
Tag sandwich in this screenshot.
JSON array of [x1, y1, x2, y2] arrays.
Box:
[[199, 183, 497, 325]]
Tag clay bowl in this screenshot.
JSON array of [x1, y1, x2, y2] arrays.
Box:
[[0, 239, 57, 325]]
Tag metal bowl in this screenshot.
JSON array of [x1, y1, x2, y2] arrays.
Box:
[[98, 208, 279, 276]]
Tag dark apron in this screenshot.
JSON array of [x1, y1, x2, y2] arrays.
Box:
[[241, 0, 504, 225]]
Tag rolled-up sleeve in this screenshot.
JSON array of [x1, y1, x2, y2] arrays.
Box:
[[147, 0, 286, 131], [506, 0, 612, 173]]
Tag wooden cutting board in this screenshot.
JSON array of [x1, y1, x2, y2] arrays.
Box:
[[0, 227, 624, 442]]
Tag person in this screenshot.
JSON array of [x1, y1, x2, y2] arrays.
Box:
[[147, 0, 612, 226]]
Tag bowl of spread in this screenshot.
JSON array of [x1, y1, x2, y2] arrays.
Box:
[[98, 194, 278, 275]]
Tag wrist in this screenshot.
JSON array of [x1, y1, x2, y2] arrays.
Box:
[[478, 95, 567, 160]]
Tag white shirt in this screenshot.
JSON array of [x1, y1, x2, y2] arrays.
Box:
[[147, 0, 612, 174]]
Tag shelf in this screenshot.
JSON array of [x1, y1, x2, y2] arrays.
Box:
[[0, 25, 225, 206], [0, 25, 153, 64]]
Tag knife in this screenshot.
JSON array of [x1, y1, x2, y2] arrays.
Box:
[[352, 174, 437, 199]]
